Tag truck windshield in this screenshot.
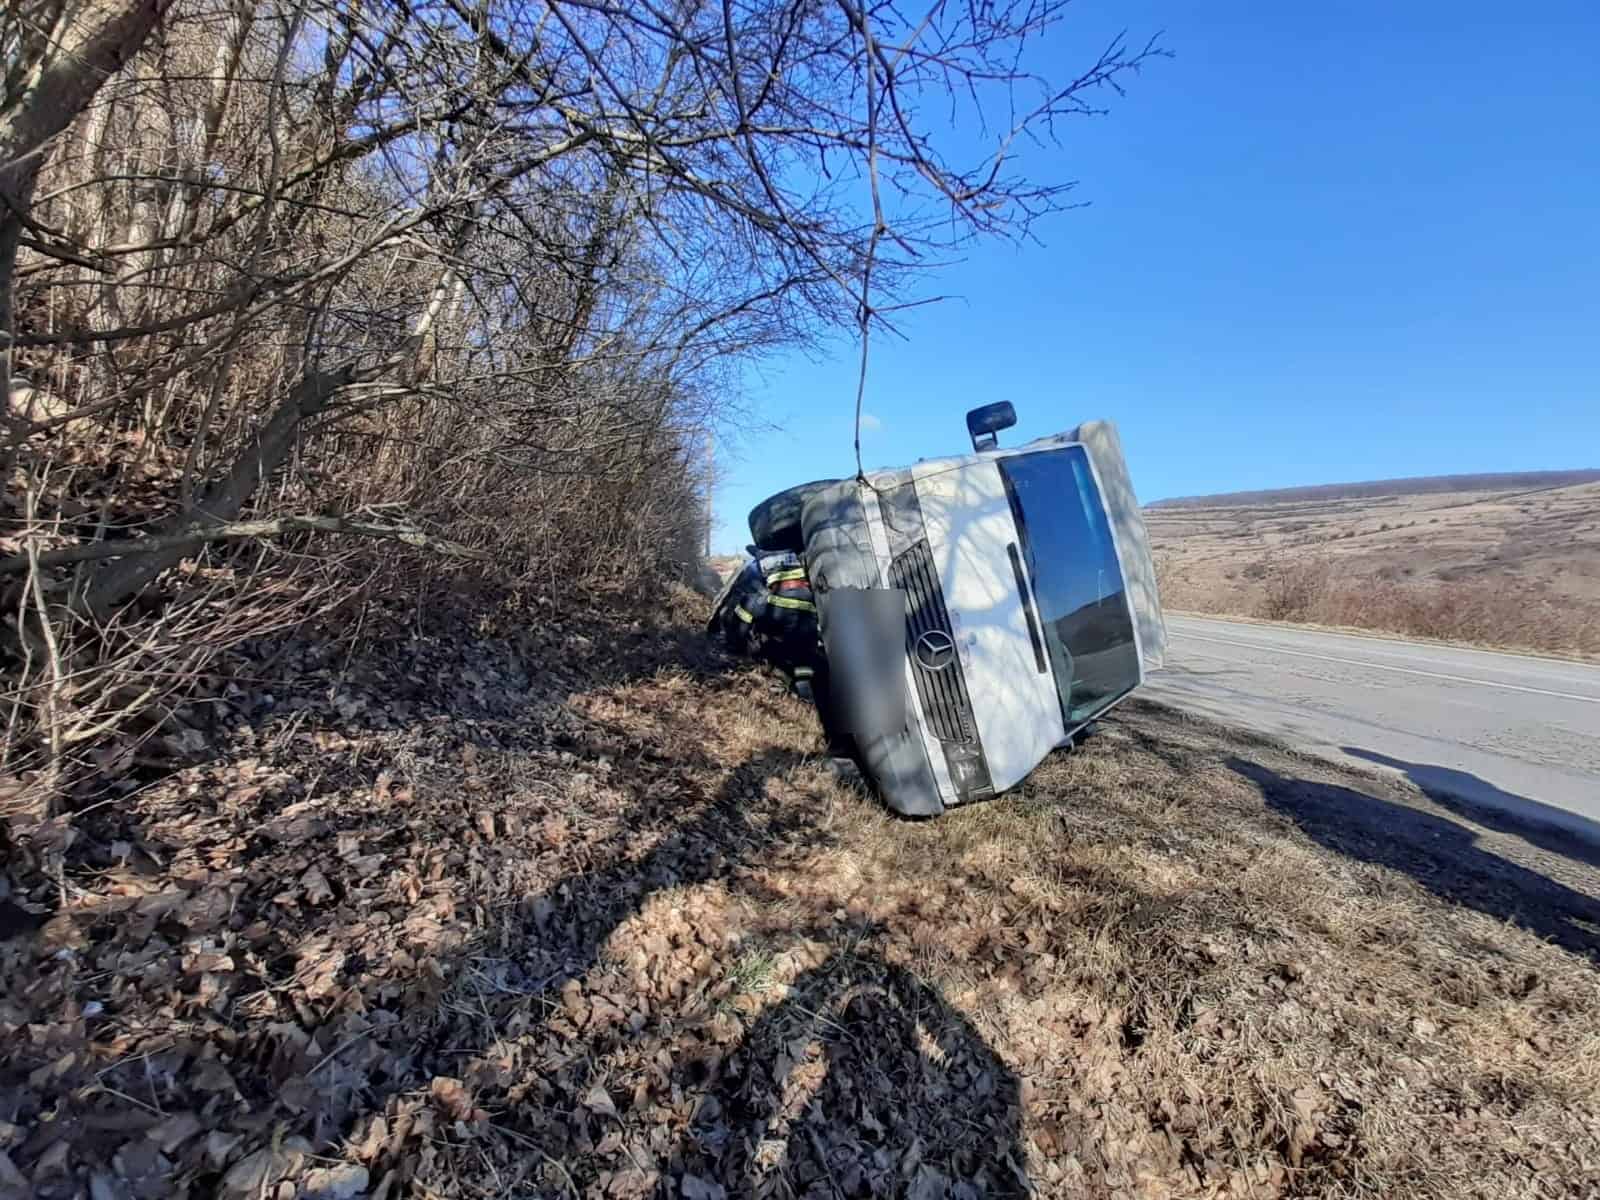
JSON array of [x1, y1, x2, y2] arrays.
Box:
[[998, 447, 1141, 727]]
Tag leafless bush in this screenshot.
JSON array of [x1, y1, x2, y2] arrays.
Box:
[[1255, 554, 1333, 623], [1313, 577, 1599, 657], [1153, 550, 1207, 612]]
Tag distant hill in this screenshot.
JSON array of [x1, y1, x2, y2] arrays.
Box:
[[1147, 470, 1600, 510]]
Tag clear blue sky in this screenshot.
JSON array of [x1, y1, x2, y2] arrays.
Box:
[[711, 0, 1600, 553]]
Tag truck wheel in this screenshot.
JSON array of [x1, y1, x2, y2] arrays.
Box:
[[748, 480, 838, 552]]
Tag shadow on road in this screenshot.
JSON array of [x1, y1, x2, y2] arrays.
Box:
[[1228, 757, 1600, 963], [1341, 747, 1600, 868]]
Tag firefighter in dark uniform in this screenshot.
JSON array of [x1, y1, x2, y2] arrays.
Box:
[[709, 549, 821, 690], [708, 551, 852, 755]]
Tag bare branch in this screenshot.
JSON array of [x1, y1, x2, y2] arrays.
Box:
[[0, 514, 492, 576]]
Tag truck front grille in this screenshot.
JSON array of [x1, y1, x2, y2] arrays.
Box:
[[890, 540, 976, 744]]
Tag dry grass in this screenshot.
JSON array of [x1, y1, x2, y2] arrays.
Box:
[[838, 709, 1600, 1197], [1149, 480, 1600, 656], [5, 598, 1599, 1198]]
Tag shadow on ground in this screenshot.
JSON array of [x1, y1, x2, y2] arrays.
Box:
[[664, 945, 1028, 1198], [1341, 746, 1600, 868], [0, 613, 856, 1198], [515, 745, 818, 999], [512, 744, 1029, 1196], [1229, 757, 1600, 962]]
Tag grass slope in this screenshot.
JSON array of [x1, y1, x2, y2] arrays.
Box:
[[1148, 479, 1600, 656], [4, 596, 1598, 1198]]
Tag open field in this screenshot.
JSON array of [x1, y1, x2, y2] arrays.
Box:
[[1146, 473, 1600, 657], [6, 597, 1599, 1199]]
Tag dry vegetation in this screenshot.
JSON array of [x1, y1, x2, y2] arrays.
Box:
[[2, 0, 1159, 821], [1148, 477, 1600, 656], [5, 594, 1599, 1199], [8, 8, 1600, 1199]]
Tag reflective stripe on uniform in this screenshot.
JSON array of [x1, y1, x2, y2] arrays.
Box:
[[767, 596, 816, 612], [734, 604, 754, 623], [765, 567, 808, 584], [793, 666, 814, 679]]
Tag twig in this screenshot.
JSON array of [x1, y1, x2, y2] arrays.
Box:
[[25, 499, 66, 808], [841, 0, 887, 483], [488, 1122, 580, 1199], [80, 1081, 166, 1117], [308, 1026, 377, 1078]]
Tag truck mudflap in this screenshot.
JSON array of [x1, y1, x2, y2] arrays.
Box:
[[802, 481, 946, 817]]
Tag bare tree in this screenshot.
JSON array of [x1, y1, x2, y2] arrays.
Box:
[[2, 1, 176, 411]]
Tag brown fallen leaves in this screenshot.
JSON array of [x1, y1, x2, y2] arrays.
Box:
[[4, 588, 1600, 1198]]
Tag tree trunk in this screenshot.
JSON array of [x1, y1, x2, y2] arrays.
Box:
[[77, 256, 464, 619], [77, 361, 358, 620], [1, 0, 170, 403]]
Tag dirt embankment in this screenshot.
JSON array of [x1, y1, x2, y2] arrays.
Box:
[[4, 595, 1600, 1199]]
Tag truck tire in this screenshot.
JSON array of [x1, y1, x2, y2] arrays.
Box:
[[748, 480, 838, 552]]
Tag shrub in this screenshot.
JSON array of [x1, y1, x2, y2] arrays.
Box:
[[1256, 556, 1333, 623]]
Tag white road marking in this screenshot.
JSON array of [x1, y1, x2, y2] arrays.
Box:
[[1173, 631, 1600, 706]]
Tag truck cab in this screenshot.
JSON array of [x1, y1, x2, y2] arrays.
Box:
[[792, 412, 1167, 815]]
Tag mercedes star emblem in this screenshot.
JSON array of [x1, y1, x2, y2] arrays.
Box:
[[914, 630, 957, 672]]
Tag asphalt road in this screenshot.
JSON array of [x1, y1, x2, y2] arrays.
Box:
[[1145, 615, 1600, 840]]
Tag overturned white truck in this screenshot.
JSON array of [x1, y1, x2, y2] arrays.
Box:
[[723, 406, 1167, 816]]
